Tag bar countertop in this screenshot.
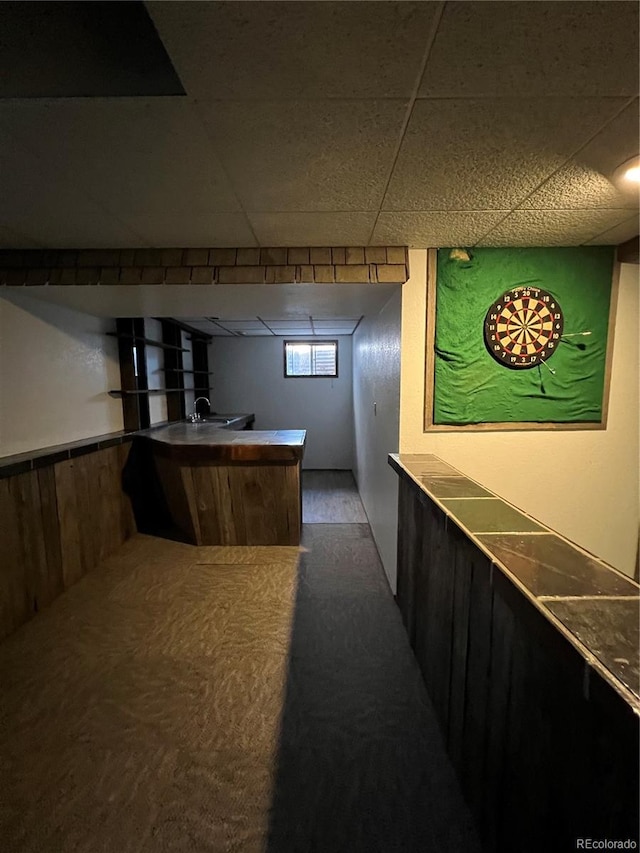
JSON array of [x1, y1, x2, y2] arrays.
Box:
[[389, 452, 640, 713], [139, 421, 306, 463]]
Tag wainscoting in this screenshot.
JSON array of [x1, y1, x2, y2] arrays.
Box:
[[0, 440, 135, 641], [391, 454, 639, 851]]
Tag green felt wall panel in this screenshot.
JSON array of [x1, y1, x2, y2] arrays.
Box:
[[433, 247, 615, 425]]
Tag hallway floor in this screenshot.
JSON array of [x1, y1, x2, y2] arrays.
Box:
[[0, 474, 480, 852]]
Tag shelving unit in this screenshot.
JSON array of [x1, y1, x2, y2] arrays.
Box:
[[108, 389, 183, 397], [109, 318, 213, 431], [106, 332, 188, 352]]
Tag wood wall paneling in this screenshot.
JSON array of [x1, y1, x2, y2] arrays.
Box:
[[396, 478, 421, 647], [459, 544, 494, 830], [394, 472, 640, 850], [152, 451, 302, 545], [0, 443, 136, 642], [447, 531, 475, 773], [0, 476, 30, 636]]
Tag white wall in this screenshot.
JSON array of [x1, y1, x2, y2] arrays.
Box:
[[400, 250, 639, 577], [353, 289, 402, 590], [145, 318, 168, 425], [0, 291, 123, 457], [209, 335, 354, 469]]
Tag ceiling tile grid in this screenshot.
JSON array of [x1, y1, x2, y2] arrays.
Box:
[[0, 1, 637, 250], [180, 315, 362, 338], [418, 1, 639, 98], [147, 1, 439, 99], [381, 97, 631, 212], [196, 99, 409, 213], [476, 209, 638, 248], [517, 99, 640, 211]]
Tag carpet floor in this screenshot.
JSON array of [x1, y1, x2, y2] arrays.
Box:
[[0, 479, 480, 852]]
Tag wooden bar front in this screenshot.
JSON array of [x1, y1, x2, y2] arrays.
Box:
[[145, 425, 305, 546], [390, 453, 639, 852]]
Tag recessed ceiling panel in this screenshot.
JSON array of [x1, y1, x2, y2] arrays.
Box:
[[0, 2, 185, 98]]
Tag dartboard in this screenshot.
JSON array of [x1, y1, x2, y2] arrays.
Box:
[[484, 286, 564, 369]]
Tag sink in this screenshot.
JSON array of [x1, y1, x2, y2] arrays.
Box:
[[187, 415, 233, 426]]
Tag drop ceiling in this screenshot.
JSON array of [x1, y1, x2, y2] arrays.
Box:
[[0, 1, 638, 333], [186, 316, 363, 338]]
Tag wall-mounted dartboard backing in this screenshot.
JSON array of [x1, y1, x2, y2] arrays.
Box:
[[484, 286, 564, 369]]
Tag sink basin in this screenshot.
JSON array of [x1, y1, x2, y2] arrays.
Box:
[[187, 415, 233, 426]]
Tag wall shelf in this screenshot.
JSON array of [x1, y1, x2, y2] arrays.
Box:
[[108, 389, 183, 397], [163, 368, 214, 375], [107, 332, 188, 352], [110, 318, 212, 429]]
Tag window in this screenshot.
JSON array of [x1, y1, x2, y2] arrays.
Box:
[[284, 341, 338, 378]]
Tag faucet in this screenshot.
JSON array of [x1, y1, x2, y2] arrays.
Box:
[[191, 396, 210, 423]]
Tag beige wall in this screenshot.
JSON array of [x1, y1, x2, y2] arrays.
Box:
[[0, 291, 123, 457], [400, 250, 639, 577]]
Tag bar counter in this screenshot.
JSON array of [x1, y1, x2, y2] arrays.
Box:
[[139, 422, 306, 546], [142, 421, 305, 463], [389, 452, 639, 851]]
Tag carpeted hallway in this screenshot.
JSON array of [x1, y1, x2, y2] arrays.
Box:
[[0, 473, 480, 852]]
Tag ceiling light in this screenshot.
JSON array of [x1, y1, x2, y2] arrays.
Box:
[[613, 155, 640, 185]]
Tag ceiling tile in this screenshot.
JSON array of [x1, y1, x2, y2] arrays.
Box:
[[134, 213, 256, 249], [312, 319, 359, 329], [219, 320, 269, 330], [477, 209, 635, 247], [383, 98, 628, 211], [0, 99, 241, 229], [198, 100, 407, 212], [148, 2, 437, 99], [0, 129, 146, 248], [263, 319, 312, 329], [372, 211, 509, 248], [249, 212, 377, 247], [0, 3, 184, 98], [0, 224, 43, 249], [585, 215, 639, 246], [518, 100, 640, 210], [420, 1, 639, 97]]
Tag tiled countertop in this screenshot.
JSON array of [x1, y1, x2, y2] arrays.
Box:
[[389, 452, 640, 712], [140, 422, 306, 463]]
